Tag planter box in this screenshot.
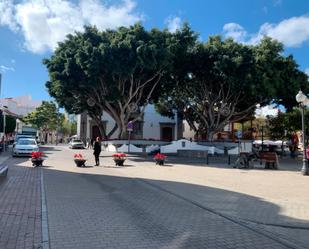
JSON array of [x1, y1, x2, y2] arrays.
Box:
[[74, 159, 86, 167], [114, 159, 125, 166], [31, 158, 44, 167], [154, 158, 165, 165]]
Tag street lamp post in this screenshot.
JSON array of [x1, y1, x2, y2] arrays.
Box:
[[296, 90, 309, 175], [3, 109, 6, 152]]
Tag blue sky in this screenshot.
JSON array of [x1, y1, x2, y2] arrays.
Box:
[[0, 0, 308, 101]]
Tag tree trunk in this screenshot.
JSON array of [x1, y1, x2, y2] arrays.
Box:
[[118, 125, 127, 139], [107, 123, 118, 138], [207, 129, 215, 141], [98, 122, 107, 140]]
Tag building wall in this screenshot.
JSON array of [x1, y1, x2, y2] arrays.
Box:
[[78, 104, 179, 140], [0, 95, 41, 116], [182, 121, 195, 140], [143, 105, 176, 140]]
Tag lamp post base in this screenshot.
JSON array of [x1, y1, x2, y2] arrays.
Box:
[[301, 159, 309, 175]]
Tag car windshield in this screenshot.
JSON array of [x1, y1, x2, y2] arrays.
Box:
[[18, 139, 36, 145], [17, 136, 33, 140], [73, 140, 82, 143]]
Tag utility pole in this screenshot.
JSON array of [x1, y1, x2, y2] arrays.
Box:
[[3, 111, 6, 152], [56, 104, 59, 145], [0, 73, 4, 152]]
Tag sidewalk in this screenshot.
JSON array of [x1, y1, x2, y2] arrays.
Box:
[[0, 152, 42, 249]]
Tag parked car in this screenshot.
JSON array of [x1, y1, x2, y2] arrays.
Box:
[[69, 139, 85, 149], [14, 135, 36, 145], [12, 138, 39, 157]]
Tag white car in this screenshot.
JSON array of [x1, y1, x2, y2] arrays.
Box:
[[12, 138, 39, 157], [69, 139, 85, 149]]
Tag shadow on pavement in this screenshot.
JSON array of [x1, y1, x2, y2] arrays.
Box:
[[3, 146, 308, 249], [126, 154, 304, 172], [39, 164, 309, 249]]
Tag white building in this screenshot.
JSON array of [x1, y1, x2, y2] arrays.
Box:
[[77, 105, 187, 142], [0, 95, 41, 117]]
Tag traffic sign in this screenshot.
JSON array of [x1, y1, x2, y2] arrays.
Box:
[[127, 121, 133, 132]]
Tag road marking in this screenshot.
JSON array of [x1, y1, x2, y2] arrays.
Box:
[[41, 169, 50, 249]]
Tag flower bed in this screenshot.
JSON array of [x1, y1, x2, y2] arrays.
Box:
[[113, 153, 127, 166], [31, 152, 44, 167], [154, 153, 167, 165], [74, 154, 86, 167]]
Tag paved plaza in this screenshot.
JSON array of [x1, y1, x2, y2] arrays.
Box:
[[0, 145, 309, 248]]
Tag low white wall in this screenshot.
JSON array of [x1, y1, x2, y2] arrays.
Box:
[[160, 139, 215, 154], [117, 144, 143, 153]]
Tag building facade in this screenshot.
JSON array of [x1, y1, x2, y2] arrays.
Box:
[[0, 95, 41, 117], [77, 105, 188, 143]]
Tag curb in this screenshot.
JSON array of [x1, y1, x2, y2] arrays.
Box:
[[41, 169, 50, 249]]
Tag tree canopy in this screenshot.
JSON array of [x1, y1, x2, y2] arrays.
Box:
[[44, 23, 197, 139], [0, 114, 16, 134], [22, 101, 64, 132], [268, 109, 309, 140], [156, 36, 308, 140], [44, 23, 308, 141]]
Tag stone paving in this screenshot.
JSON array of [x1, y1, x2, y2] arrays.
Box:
[[1, 145, 309, 248], [0, 153, 42, 249], [43, 167, 293, 249], [42, 145, 306, 248]]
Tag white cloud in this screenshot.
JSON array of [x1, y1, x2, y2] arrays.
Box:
[[0, 0, 18, 31], [222, 23, 247, 43], [0, 0, 142, 54], [0, 65, 15, 73], [305, 68, 309, 76], [255, 105, 278, 118], [223, 15, 309, 47], [165, 16, 181, 33]]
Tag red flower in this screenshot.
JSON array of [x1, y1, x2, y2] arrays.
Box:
[[31, 152, 44, 159], [154, 153, 167, 159], [113, 153, 127, 159], [74, 154, 84, 159]]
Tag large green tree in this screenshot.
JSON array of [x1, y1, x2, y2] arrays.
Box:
[[60, 119, 77, 137], [156, 36, 308, 140], [268, 109, 309, 140], [0, 114, 16, 134], [22, 101, 64, 141], [44, 24, 196, 139]]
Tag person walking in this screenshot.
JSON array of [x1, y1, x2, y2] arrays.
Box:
[[289, 132, 299, 158], [93, 137, 101, 166]]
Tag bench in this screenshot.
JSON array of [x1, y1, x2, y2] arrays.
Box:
[[0, 165, 8, 177], [259, 152, 279, 169]]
